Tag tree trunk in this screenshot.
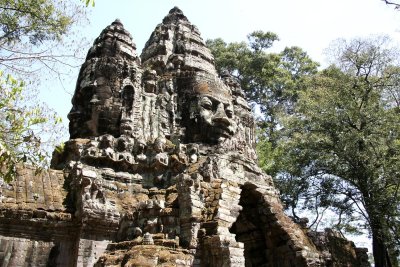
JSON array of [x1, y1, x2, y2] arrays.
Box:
[[363, 193, 393, 267], [371, 220, 393, 267]]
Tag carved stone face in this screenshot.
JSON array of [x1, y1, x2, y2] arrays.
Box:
[[197, 95, 236, 142], [180, 76, 238, 144]]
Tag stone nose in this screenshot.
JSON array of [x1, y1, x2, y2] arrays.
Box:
[[213, 103, 231, 126]]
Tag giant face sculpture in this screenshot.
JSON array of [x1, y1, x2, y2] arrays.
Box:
[[197, 94, 236, 141], [179, 75, 237, 144], [68, 61, 122, 139]]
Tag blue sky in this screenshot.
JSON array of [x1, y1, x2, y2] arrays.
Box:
[[84, 0, 400, 61]]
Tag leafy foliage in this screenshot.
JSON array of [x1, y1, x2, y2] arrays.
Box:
[[0, 0, 72, 45], [0, 71, 63, 181]]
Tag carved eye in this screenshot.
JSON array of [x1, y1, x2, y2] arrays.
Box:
[[200, 97, 213, 110]]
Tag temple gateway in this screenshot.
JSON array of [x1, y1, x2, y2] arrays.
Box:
[[0, 7, 370, 267]]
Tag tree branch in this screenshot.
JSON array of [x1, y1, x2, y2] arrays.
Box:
[[383, 0, 400, 9]]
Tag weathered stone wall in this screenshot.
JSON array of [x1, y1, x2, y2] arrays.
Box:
[[0, 166, 77, 267], [308, 229, 371, 267], [0, 237, 52, 266]]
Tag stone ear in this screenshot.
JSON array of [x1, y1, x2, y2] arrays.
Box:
[[189, 102, 199, 119], [190, 111, 201, 120]]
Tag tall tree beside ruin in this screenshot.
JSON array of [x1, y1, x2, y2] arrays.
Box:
[[279, 37, 400, 266]]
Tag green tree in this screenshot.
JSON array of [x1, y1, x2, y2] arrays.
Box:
[[0, 0, 88, 180], [280, 37, 400, 266]]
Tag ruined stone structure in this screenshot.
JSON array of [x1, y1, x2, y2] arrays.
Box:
[[0, 7, 370, 267]]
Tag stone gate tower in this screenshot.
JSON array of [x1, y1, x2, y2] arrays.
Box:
[[0, 7, 370, 267]]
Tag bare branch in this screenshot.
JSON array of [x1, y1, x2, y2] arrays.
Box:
[[383, 0, 400, 9]]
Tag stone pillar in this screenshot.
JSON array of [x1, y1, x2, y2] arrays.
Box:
[[177, 174, 204, 249], [200, 181, 245, 267]]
